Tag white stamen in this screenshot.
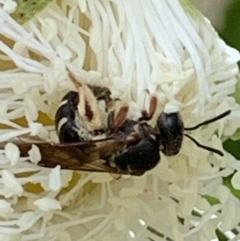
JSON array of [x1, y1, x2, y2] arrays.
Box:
[[0, 1, 239, 240]]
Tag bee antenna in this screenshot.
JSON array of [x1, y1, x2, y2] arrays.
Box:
[[184, 110, 231, 131], [184, 134, 224, 157]]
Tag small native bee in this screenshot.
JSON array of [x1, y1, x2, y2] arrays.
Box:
[[13, 70, 231, 175], [15, 107, 230, 175]]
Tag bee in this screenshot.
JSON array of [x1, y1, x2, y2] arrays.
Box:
[[12, 70, 231, 175], [16, 104, 230, 176]]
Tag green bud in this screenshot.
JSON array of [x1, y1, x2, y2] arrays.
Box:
[[11, 0, 53, 25]]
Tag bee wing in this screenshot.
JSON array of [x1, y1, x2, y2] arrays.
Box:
[[54, 138, 115, 147], [53, 138, 129, 156], [16, 141, 94, 168], [11, 137, 143, 175]]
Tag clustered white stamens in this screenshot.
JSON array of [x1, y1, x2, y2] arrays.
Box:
[[0, 0, 239, 240]]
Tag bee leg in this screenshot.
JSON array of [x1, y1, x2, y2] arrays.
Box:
[[66, 67, 84, 89], [67, 70, 117, 113], [66, 68, 95, 119], [67, 68, 104, 130], [88, 85, 112, 106], [65, 67, 91, 120], [88, 85, 121, 112], [107, 104, 129, 133], [139, 95, 158, 121]]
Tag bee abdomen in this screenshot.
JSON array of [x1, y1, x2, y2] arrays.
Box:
[[55, 91, 83, 143]]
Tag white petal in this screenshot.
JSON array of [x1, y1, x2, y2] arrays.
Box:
[[0, 233, 21, 241], [29, 122, 43, 136], [4, 143, 20, 166], [3, 0, 17, 14], [12, 79, 29, 94], [61, 170, 73, 188], [0, 186, 14, 198], [2, 170, 23, 196], [40, 18, 58, 42], [0, 102, 7, 117], [33, 197, 61, 212], [49, 165, 61, 191], [231, 171, 240, 190], [0, 199, 11, 209], [24, 93, 38, 122], [56, 46, 72, 60], [0, 199, 14, 215], [216, 185, 230, 204], [28, 144, 41, 164], [16, 211, 35, 227]]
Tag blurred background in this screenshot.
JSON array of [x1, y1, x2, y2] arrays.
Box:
[[194, 0, 240, 160], [194, 0, 240, 55], [194, 0, 234, 30], [193, 2, 240, 240], [194, 2, 240, 240]]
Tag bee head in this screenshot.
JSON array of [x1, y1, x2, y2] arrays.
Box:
[[155, 110, 231, 157], [155, 112, 184, 156]]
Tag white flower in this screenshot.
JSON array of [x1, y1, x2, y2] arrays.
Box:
[[0, 0, 239, 240]]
